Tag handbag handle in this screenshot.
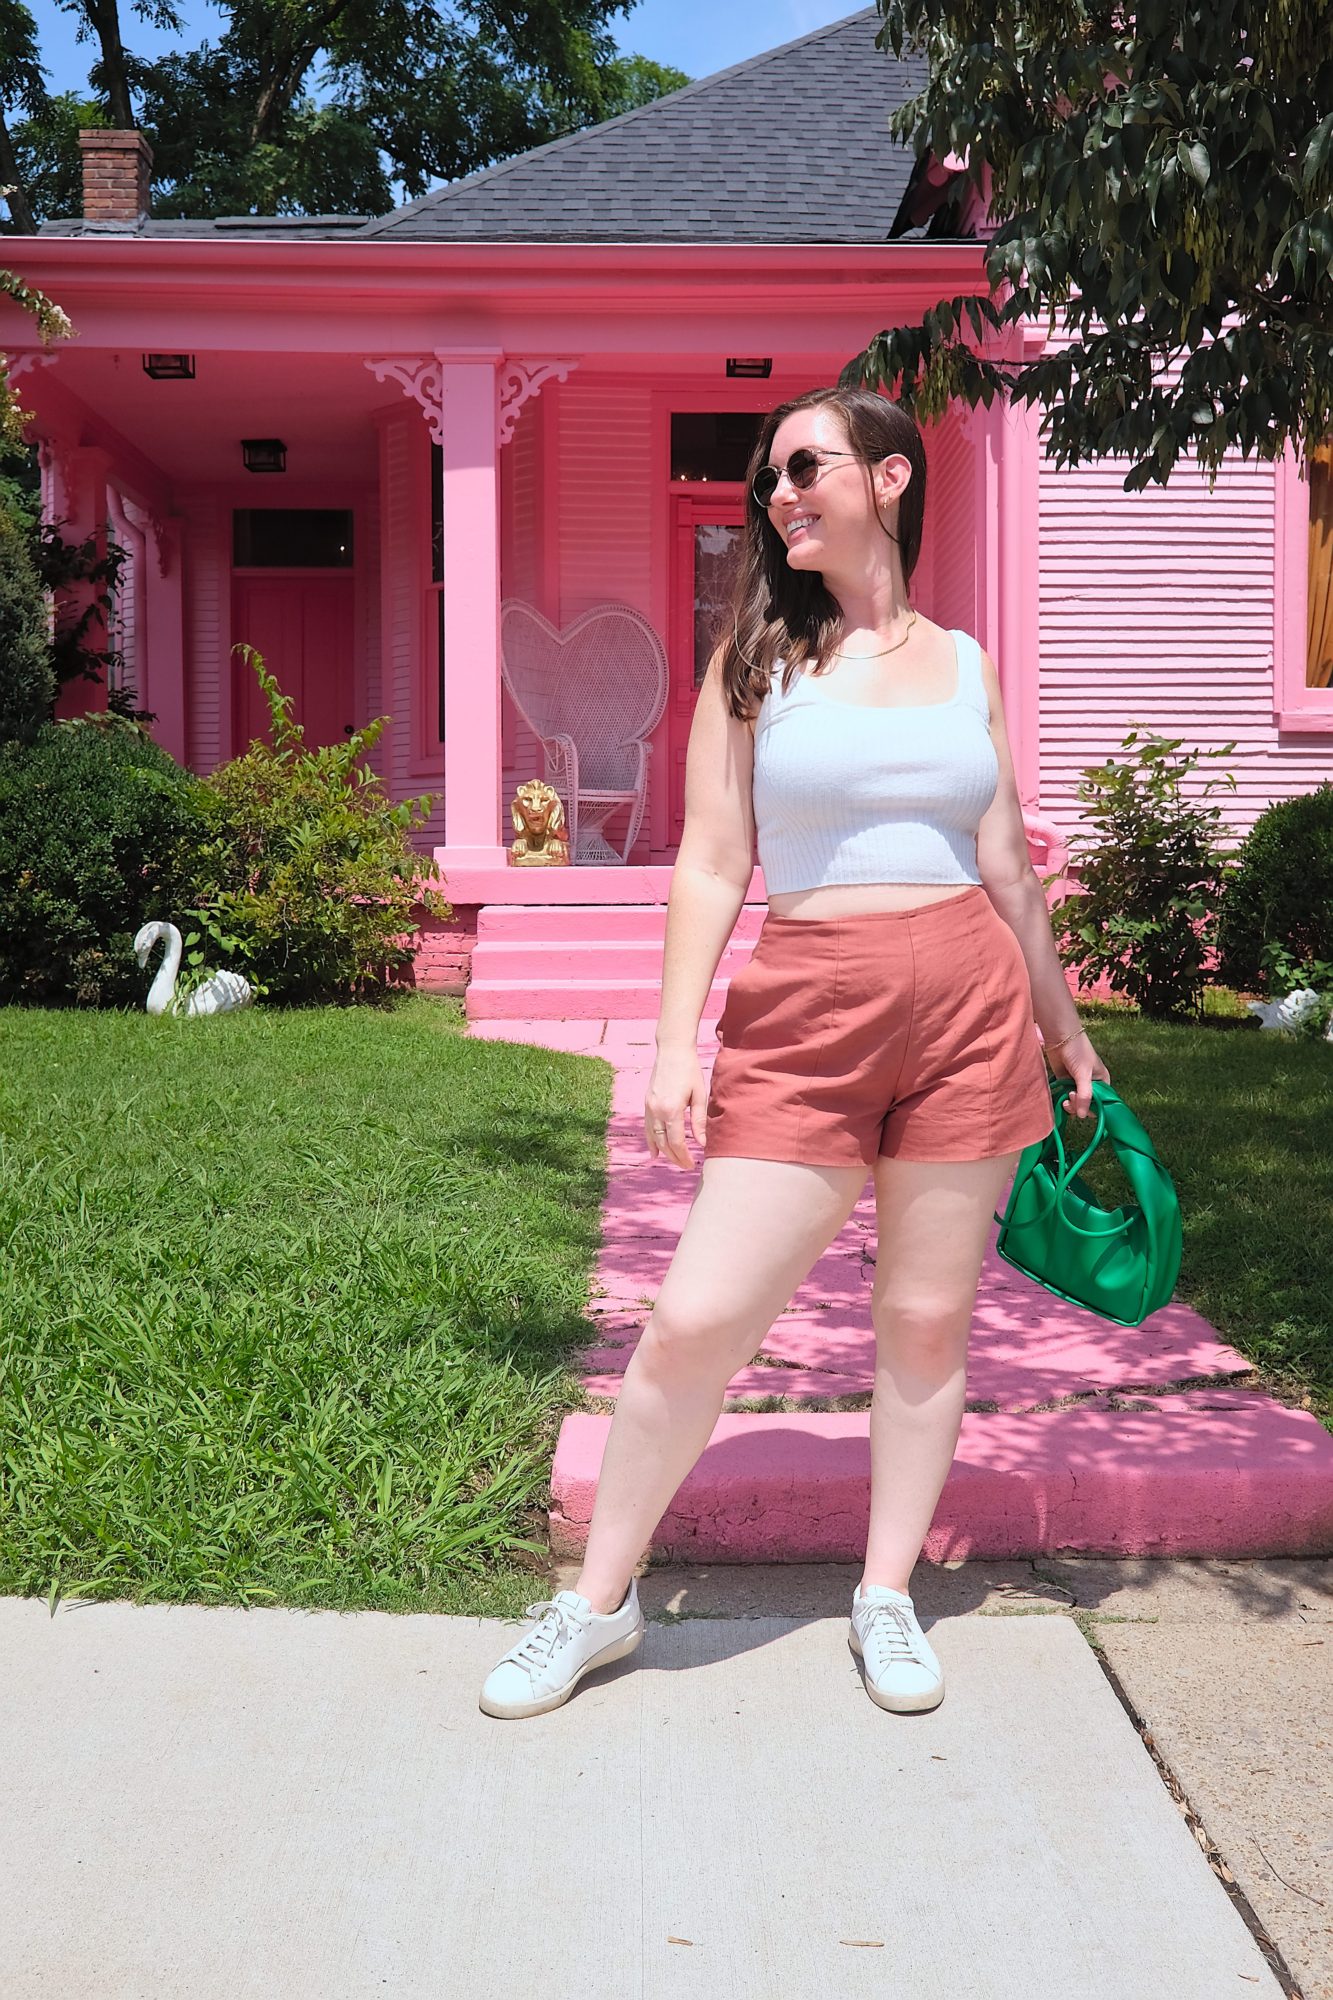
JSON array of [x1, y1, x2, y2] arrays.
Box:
[[992, 1080, 1127, 1236]]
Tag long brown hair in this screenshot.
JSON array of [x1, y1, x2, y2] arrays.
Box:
[[718, 386, 928, 721]]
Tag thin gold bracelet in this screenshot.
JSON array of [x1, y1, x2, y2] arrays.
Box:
[[1041, 1025, 1086, 1054]]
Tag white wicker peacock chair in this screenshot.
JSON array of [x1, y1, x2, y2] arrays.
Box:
[[499, 600, 670, 865]]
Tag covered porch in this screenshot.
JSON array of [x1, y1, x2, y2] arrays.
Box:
[[3, 236, 1064, 1012]]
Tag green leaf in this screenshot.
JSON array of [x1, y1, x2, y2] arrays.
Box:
[[1179, 140, 1210, 189], [1301, 112, 1333, 190]]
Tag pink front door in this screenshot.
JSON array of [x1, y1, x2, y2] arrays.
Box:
[[667, 493, 746, 844], [231, 574, 355, 752]]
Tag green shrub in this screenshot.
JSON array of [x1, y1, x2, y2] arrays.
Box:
[[0, 500, 54, 744], [0, 715, 207, 1005], [1045, 727, 1238, 1022], [1215, 783, 1333, 997], [180, 645, 450, 1003]]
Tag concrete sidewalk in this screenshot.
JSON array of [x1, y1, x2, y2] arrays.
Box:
[[2, 1560, 1326, 1999]]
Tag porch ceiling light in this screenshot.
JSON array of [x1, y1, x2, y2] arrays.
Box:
[[142, 353, 195, 380], [242, 437, 287, 473], [726, 357, 772, 378]]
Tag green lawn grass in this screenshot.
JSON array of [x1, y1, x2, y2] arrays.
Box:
[[0, 989, 1328, 1622], [1062, 991, 1332, 1434], [0, 996, 612, 1616]]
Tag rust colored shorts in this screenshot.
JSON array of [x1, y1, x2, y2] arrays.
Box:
[[704, 884, 1056, 1168]]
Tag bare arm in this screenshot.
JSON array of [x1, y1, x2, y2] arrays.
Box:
[[648, 647, 758, 1162], [973, 646, 1108, 1116]]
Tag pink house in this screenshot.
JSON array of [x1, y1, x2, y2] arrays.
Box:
[[3, 9, 1329, 1016]]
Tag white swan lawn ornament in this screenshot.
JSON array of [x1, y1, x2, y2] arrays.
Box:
[[133, 921, 254, 1017], [1245, 988, 1333, 1039]]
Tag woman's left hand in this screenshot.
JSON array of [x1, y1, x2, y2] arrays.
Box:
[[1045, 1027, 1112, 1118]]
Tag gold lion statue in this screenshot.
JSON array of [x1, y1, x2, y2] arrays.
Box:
[[507, 778, 571, 866]]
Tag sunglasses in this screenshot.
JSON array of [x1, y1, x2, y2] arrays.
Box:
[[751, 447, 865, 509]]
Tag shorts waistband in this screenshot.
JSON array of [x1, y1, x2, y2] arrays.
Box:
[[760, 885, 991, 931]]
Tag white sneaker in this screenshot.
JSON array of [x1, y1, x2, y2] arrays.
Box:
[[848, 1583, 945, 1713], [479, 1578, 645, 1719]]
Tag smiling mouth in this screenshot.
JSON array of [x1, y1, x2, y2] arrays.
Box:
[[786, 516, 819, 539]]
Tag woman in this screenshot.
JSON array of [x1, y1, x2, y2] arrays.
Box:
[[480, 385, 1110, 1721]]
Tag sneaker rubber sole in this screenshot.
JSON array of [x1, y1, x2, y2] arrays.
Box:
[[479, 1616, 645, 1719], [847, 1623, 945, 1713]]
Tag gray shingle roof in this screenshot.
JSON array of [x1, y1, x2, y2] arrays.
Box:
[[363, 8, 929, 244], [36, 8, 933, 245], [37, 213, 372, 237]]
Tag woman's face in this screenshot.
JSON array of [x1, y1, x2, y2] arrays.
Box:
[[760, 404, 909, 579]]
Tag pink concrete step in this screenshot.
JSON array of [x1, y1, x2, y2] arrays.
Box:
[[466, 903, 763, 1017], [470, 938, 754, 982], [468, 976, 726, 1019], [549, 1395, 1333, 1563], [475, 903, 768, 940]]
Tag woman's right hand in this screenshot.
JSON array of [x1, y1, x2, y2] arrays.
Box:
[[1045, 1027, 1111, 1119], [644, 1045, 706, 1168]]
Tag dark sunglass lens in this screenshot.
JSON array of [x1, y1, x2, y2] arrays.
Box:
[[753, 467, 778, 505], [789, 450, 821, 489]]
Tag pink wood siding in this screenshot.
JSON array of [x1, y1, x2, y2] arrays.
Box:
[[556, 379, 652, 862], [920, 408, 976, 634], [359, 478, 384, 781], [503, 393, 540, 603], [377, 411, 446, 844], [180, 489, 228, 773], [558, 381, 654, 620], [500, 379, 656, 853], [1037, 317, 1329, 849], [1038, 449, 1332, 847], [500, 394, 544, 807]]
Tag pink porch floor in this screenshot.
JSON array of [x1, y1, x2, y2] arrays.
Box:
[[469, 1014, 1333, 1564]]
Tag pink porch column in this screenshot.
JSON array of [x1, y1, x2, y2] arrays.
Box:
[[438, 350, 508, 869], [974, 330, 1044, 811]]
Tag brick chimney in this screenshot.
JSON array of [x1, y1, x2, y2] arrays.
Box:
[[78, 129, 154, 227]]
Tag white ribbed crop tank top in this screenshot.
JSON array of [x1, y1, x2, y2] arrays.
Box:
[[752, 628, 999, 893]]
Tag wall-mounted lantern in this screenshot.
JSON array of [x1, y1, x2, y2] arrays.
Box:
[[241, 438, 287, 473], [142, 353, 195, 379]]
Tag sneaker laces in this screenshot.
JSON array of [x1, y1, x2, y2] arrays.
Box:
[[860, 1598, 927, 1665], [511, 1596, 591, 1670]]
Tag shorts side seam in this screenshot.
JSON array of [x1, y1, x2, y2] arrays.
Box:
[[892, 921, 919, 1110], [970, 913, 999, 1156], [793, 922, 843, 1156]]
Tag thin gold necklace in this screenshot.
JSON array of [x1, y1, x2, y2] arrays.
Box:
[[831, 608, 918, 660]]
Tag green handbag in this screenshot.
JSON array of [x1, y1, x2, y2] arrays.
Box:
[[991, 1076, 1183, 1327]]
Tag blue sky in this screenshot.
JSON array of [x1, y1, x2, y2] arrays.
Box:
[[37, 2, 866, 103]]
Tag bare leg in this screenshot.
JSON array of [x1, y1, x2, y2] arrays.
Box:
[[861, 1151, 1021, 1595], [573, 1154, 868, 1613]]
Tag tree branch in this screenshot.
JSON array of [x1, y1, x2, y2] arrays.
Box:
[[0, 109, 36, 236], [249, 1, 352, 149], [80, 0, 136, 129]]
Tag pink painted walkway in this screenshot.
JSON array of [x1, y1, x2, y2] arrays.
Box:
[[469, 1015, 1333, 1562]]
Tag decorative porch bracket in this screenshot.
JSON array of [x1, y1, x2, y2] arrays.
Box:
[[1, 347, 63, 386], [496, 358, 577, 445], [363, 351, 578, 448]]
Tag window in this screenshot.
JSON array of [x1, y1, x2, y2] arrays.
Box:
[[1308, 439, 1333, 689], [232, 509, 353, 567], [670, 412, 766, 484], [692, 522, 744, 689]]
